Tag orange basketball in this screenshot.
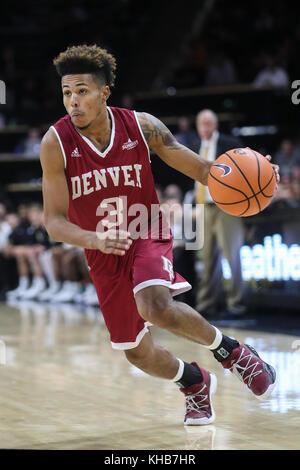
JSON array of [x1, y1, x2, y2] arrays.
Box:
[[207, 148, 276, 217]]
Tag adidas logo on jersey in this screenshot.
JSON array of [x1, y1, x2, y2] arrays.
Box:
[[71, 147, 81, 157], [122, 138, 138, 151]]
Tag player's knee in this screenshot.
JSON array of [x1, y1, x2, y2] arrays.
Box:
[[136, 293, 173, 327], [124, 346, 148, 368]]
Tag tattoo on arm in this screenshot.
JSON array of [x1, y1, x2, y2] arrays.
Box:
[[138, 112, 182, 151], [137, 112, 209, 184]]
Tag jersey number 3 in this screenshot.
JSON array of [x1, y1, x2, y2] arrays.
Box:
[[97, 197, 124, 229]]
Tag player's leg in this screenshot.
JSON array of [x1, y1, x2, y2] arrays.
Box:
[[89, 259, 216, 425], [124, 330, 217, 425], [136, 285, 226, 346], [124, 330, 179, 378], [135, 285, 277, 400]]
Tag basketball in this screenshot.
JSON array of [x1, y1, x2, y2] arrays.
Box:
[[207, 148, 277, 217]]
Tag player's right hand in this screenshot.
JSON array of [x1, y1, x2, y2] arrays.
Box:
[[95, 229, 132, 256]]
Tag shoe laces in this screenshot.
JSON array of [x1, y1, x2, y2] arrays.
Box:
[[185, 384, 209, 413], [231, 347, 262, 387]]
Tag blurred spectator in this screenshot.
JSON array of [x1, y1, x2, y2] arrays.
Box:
[[5, 204, 47, 300], [155, 185, 164, 204], [74, 250, 98, 306], [274, 139, 300, 177], [0, 203, 12, 298], [38, 244, 98, 305], [3, 202, 98, 304], [161, 191, 196, 307], [291, 165, 300, 186], [6, 204, 30, 247], [14, 128, 41, 156], [0, 203, 10, 235], [5, 212, 20, 232], [194, 109, 245, 317], [273, 170, 300, 204], [164, 183, 183, 202], [274, 174, 294, 201], [253, 55, 290, 89], [175, 116, 199, 153], [50, 245, 82, 303], [2, 211, 20, 292], [204, 51, 237, 87], [37, 244, 65, 301]]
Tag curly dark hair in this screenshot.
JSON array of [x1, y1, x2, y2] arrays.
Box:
[[53, 44, 117, 87]]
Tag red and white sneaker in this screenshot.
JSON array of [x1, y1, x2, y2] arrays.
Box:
[[221, 344, 277, 400], [180, 363, 217, 426]]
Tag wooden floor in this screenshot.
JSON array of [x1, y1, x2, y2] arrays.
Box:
[[0, 300, 299, 450]]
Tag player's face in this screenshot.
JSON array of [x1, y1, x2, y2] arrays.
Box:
[[61, 74, 109, 129]]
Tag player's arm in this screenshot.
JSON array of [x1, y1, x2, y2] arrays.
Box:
[[40, 129, 131, 255], [137, 112, 212, 185], [137, 112, 280, 185]]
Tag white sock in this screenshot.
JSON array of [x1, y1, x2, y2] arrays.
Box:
[[50, 280, 60, 290], [33, 277, 46, 288], [171, 358, 185, 382], [19, 276, 29, 289], [202, 326, 223, 350]]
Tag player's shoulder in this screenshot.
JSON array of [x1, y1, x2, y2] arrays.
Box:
[[40, 127, 65, 171], [41, 127, 60, 151], [135, 110, 153, 123], [114, 107, 160, 135], [41, 114, 69, 146], [134, 111, 164, 133]]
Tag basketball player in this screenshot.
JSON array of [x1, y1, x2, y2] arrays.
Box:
[[40, 45, 279, 426]]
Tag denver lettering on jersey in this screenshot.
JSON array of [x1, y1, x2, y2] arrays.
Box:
[[71, 164, 143, 200]]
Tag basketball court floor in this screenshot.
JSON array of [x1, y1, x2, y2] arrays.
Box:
[[0, 300, 299, 450]]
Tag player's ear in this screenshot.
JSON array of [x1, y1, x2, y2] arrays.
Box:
[[101, 86, 110, 102]]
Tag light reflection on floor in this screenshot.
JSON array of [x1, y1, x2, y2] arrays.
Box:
[[0, 300, 299, 450]]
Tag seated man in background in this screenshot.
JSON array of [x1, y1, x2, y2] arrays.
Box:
[[0, 203, 13, 299], [6, 204, 47, 300], [5, 204, 33, 299], [14, 128, 41, 157], [273, 169, 300, 205], [38, 243, 98, 305], [274, 139, 300, 177]]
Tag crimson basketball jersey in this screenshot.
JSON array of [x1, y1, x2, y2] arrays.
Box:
[[51, 106, 168, 266]]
